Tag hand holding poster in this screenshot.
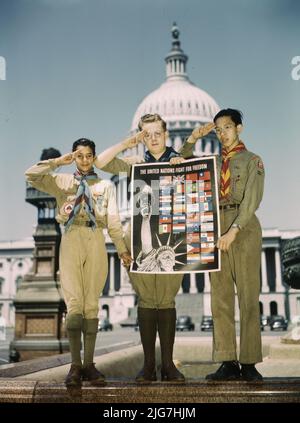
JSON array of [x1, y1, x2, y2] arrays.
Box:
[[130, 157, 220, 274]]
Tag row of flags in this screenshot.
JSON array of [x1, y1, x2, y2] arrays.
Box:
[[158, 172, 216, 265]]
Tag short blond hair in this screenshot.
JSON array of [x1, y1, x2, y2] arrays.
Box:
[[138, 113, 167, 131]]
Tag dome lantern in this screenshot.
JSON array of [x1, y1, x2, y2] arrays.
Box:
[[165, 22, 188, 81]]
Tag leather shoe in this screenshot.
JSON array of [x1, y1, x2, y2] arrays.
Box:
[[206, 361, 241, 381], [82, 363, 106, 385], [240, 364, 263, 381], [161, 365, 185, 383], [65, 364, 82, 387], [135, 367, 157, 383]]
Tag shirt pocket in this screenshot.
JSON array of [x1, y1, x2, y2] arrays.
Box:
[[93, 193, 108, 217], [231, 165, 247, 199]]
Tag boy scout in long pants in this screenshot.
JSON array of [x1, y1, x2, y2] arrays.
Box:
[[180, 108, 265, 381], [25, 139, 131, 387], [95, 113, 213, 383]]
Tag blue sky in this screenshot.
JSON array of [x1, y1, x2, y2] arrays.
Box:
[[0, 0, 299, 240]]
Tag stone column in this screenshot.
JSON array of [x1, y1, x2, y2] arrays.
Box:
[[174, 136, 182, 151], [189, 273, 197, 294], [261, 250, 269, 292], [108, 254, 115, 296], [204, 273, 211, 293], [275, 247, 285, 292]]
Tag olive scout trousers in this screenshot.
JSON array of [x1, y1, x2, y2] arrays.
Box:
[[210, 210, 263, 364], [59, 226, 108, 318]]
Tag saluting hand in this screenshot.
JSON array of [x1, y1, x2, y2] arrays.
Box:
[[54, 147, 85, 166], [122, 130, 147, 149], [191, 122, 215, 142]]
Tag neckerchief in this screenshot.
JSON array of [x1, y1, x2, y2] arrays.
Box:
[[220, 141, 246, 199], [144, 146, 179, 163], [64, 168, 98, 231]]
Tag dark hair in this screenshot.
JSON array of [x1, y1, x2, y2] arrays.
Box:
[[40, 148, 61, 160], [72, 138, 96, 156], [138, 113, 167, 132], [213, 108, 243, 126]]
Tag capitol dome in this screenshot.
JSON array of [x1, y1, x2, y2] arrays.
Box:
[[131, 23, 219, 132]]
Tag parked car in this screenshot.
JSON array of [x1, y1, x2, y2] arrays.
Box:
[[269, 315, 288, 331], [260, 314, 271, 331], [98, 318, 113, 332], [261, 315, 271, 327], [176, 315, 195, 331], [200, 315, 214, 332]]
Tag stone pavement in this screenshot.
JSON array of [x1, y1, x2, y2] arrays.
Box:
[[0, 336, 300, 403]]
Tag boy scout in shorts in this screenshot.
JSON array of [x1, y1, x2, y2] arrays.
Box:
[[25, 139, 132, 387], [95, 114, 213, 383], [180, 109, 265, 381]]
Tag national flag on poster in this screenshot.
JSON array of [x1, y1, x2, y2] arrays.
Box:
[[198, 171, 211, 181], [186, 212, 200, 222], [159, 216, 172, 224], [201, 232, 214, 242], [200, 212, 214, 222], [176, 184, 184, 194], [159, 224, 172, 234], [186, 173, 198, 181], [173, 215, 186, 222], [201, 247, 215, 253], [160, 195, 172, 202], [173, 175, 185, 184], [186, 182, 198, 193], [186, 203, 199, 213], [187, 244, 201, 254], [187, 222, 200, 232], [160, 186, 172, 194], [201, 253, 214, 263], [159, 206, 172, 212], [173, 223, 185, 233], [200, 202, 212, 212], [187, 192, 198, 199], [199, 192, 212, 202], [174, 205, 185, 214], [201, 222, 214, 231], [201, 242, 215, 249], [187, 233, 200, 243], [174, 195, 185, 203], [187, 253, 201, 263]]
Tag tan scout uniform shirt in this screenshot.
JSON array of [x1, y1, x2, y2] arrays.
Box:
[[179, 141, 265, 228], [25, 159, 128, 257]]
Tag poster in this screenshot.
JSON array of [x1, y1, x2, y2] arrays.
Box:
[[130, 157, 220, 274]]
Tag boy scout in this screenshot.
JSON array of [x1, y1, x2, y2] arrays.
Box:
[[25, 139, 132, 387], [180, 109, 265, 381], [95, 114, 213, 383]]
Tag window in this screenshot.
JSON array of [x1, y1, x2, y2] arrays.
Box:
[[15, 276, 23, 292], [0, 277, 4, 295], [18, 262, 23, 268]]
